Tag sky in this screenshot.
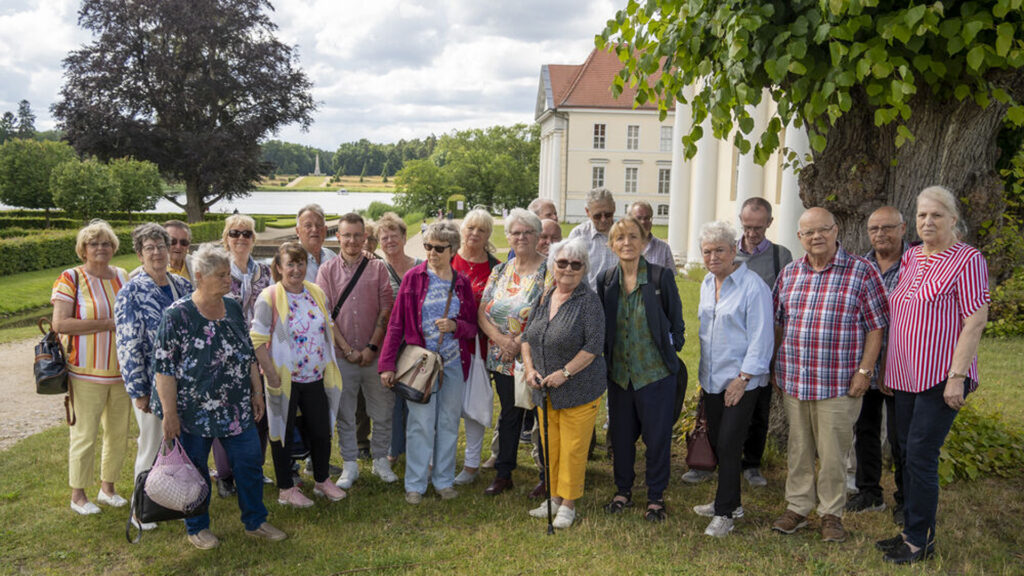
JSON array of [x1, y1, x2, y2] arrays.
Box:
[[0, 0, 620, 150]]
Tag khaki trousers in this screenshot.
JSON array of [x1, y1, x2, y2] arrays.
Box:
[[68, 377, 131, 489]]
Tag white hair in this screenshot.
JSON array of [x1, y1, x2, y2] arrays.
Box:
[[699, 221, 738, 247], [547, 238, 590, 275], [505, 208, 542, 236]]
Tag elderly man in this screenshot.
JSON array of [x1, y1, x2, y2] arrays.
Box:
[[527, 197, 558, 222], [847, 206, 909, 522], [628, 201, 675, 272], [567, 187, 619, 289], [316, 213, 396, 489], [537, 219, 562, 256], [296, 203, 337, 282], [771, 207, 888, 543]]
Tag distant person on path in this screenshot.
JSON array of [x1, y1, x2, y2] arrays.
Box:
[[568, 187, 618, 290], [52, 220, 131, 516], [628, 201, 675, 272], [295, 204, 336, 282]]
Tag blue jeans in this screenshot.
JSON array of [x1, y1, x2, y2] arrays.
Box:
[[405, 359, 464, 494], [893, 380, 967, 548], [178, 426, 267, 534]]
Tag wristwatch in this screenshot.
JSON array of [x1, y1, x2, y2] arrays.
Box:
[[561, 367, 572, 380], [738, 374, 751, 383], [367, 343, 379, 353], [947, 370, 968, 380], [857, 368, 873, 378]]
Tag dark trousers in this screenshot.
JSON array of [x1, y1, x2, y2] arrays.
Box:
[[894, 381, 966, 548], [705, 387, 760, 517], [390, 395, 408, 458], [853, 388, 905, 501], [212, 411, 268, 481], [270, 380, 333, 489], [740, 385, 771, 470], [607, 375, 675, 501], [493, 371, 525, 479]]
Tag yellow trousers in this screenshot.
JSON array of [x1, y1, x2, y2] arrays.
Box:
[[68, 377, 131, 489], [537, 397, 600, 501]]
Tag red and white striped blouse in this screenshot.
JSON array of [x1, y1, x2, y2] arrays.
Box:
[[886, 242, 990, 393]]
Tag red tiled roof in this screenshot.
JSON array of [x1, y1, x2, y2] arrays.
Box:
[[550, 48, 673, 111]]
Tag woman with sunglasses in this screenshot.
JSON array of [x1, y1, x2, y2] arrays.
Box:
[[521, 238, 606, 528], [379, 221, 478, 504]]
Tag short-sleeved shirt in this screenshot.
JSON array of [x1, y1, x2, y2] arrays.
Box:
[[422, 269, 462, 363], [453, 252, 497, 355], [286, 289, 330, 383], [315, 254, 393, 350], [886, 243, 990, 394], [481, 258, 552, 375], [51, 266, 128, 384], [611, 260, 671, 390], [773, 245, 890, 401], [153, 297, 256, 438]]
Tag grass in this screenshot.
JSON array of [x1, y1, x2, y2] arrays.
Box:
[[0, 254, 140, 317], [2, 278, 1022, 574]]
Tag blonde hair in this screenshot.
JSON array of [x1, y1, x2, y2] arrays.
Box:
[[75, 219, 119, 261], [607, 215, 644, 248], [221, 214, 256, 245], [461, 208, 496, 254], [917, 185, 967, 239], [376, 211, 407, 237]]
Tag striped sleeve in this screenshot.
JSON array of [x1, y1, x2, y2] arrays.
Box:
[[51, 269, 78, 304], [956, 250, 990, 319]]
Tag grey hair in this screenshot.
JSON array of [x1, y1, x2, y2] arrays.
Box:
[[505, 208, 542, 236], [191, 243, 231, 278], [296, 203, 326, 224], [629, 200, 653, 214], [547, 238, 590, 275], [700, 220, 738, 248], [917, 185, 967, 239], [425, 220, 462, 253], [131, 223, 171, 255], [163, 219, 192, 239], [527, 198, 555, 216], [585, 187, 615, 207]]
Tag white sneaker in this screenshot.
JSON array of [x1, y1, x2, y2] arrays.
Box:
[[704, 515, 735, 537], [131, 516, 157, 531], [372, 457, 398, 483], [336, 461, 359, 489], [70, 500, 101, 515], [693, 502, 744, 518], [96, 490, 128, 508], [529, 499, 557, 519], [453, 468, 478, 485], [552, 504, 576, 529]]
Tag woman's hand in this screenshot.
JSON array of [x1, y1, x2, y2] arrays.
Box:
[[724, 377, 746, 407], [134, 396, 151, 413], [541, 370, 568, 389], [499, 334, 521, 362], [434, 318, 456, 333], [524, 368, 542, 390], [944, 376, 966, 410], [252, 393, 265, 422], [380, 371, 396, 389], [265, 372, 282, 389], [162, 411, 180, 441]]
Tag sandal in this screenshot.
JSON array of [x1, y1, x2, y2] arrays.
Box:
[[603, 493, 634, 514], [645, 500, 668, 522]]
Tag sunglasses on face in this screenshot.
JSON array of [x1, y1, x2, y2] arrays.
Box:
[[170, 238, 190, 247], [228, 229, 254, 239], [555, 259, 584, 271], [423, 242, 450, 253]]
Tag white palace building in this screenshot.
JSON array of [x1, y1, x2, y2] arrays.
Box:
[[536, 48, 807, 265]]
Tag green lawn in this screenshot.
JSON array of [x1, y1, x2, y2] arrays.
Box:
[[0, 253, 140, 316]]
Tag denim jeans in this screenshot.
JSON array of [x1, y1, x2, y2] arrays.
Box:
[[178, 425, 267, 535], [405, 359, 465, 494], [893, 380, 966, 548]]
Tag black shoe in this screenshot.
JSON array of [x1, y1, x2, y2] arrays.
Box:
[[216, 477, 236, 498], [846, 492, 886, 513], [892, 502, 905, 526], [603, 493, 634, 514], [884, 542, 934, 565], [875, 535, 906, 553], [358, 448, 372, 461]]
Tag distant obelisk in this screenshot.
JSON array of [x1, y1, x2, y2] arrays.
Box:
[[313, 154, 322, 176]]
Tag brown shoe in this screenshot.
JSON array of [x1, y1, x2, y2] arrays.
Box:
[[528, 480, 546, 499], [245, 522, 287, 542], [484, 477, 514, 496], [772, 510, 808, 534], [187, 529, 220, 550], [821, 514, 847, 542]]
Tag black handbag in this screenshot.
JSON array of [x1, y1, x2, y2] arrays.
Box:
[[125, 466, 209, 543], [34, 318, 69, 395]]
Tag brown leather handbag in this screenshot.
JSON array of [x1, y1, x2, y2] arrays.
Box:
[[685, 391, 717, 471]]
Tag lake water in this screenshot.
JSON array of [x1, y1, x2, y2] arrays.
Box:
[[153, 191, 395, 216]]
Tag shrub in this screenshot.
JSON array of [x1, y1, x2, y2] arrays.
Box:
[[50, 158, 118, 221], [939, 403, 1024, 485], [402, 212, 424, 228], [365, 201, 402, 220], [0, 227, 133, 276], [986, 268, 1024, 338]]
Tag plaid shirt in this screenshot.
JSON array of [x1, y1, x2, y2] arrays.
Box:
[[773, 245, 889, 401]]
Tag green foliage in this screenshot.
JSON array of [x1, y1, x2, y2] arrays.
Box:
[[365, 201, 405, 220], [332, 136, 436, 177], [939, 403, 1024, 485], [0, 227, 131, 276], [602, 0, 1024, 162], [109, 157, 163, 220], [261, 140, 334, 176], [986, 268, 1024, 337], [49, 158, 118, 222], [0, 139, 76, 211], [394, 158, 459, 214], [446, 194, 467, 218]]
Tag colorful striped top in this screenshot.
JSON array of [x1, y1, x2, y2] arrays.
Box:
[[885, 243, 990, 393], [51, 266, 128, 384]]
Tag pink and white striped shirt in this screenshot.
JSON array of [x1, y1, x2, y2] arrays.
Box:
[[885, 243, 990, 393]]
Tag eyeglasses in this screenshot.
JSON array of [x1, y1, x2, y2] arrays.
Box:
[[228, 229, 254, 239], [87, 241, 113, 249], [142, 244, 168, 254], [591, 211, 615, 221], [797, 224, 836, 239], [555, 259, 584, 271], [169, 238, 190, 247], [507, 230, 535, 239], [423, 243, 450, 253], [867, 224, 901, 235]]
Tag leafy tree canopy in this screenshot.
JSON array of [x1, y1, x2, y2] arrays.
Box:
[[16, 100, 35, 140], [50, 158, 118, 222], [0, 139, 76, 212], [109, 157, 164, 221]]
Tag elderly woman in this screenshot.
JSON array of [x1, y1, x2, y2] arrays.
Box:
[[52, 219, 131, 516], [379, 222, 478, 504], [690, 222, 773, 537], [521, 238, 606, 529], [153, 244, 285, 549], [477, 209, 552, 496], [377, 212, 423, 461], [114, 223, 194, 529], [597, 216, 685, 522], [875, 186, 990, 564], [251, 242, 346, 508], [215, 214, 273, 495], [451, 208, 501, 483]]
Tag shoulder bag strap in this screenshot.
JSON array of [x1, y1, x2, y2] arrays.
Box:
[[332, 257, 370, 320], [433, 273, 458, 389], [385, 261, 402, 287]]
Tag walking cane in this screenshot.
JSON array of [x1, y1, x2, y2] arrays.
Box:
[[539, 378, 554, 535]]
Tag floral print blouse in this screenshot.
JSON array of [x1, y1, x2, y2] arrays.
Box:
[[480, 258, 552, 375]]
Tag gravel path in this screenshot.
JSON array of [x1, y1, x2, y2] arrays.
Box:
[[0, 338, 65, 451]]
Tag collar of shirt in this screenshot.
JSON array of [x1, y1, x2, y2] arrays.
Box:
[[738, 237, 771, 256], [579, 219, 609, 242], [797, 243, 852, 273], [340, 253, 366, 269], [863, 242, 909, 274]]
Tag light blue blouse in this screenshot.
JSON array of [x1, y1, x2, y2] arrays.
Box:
[[698, 263, 774, 394]]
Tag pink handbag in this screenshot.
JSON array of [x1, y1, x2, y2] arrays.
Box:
[[144, 439, 209, 512]]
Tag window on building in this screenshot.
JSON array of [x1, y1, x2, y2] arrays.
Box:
[[660, 126, 673, 152], [658, 168, 671, 195], [591, 166, 605, 189], [657, 204, 669, 216], [627, 125, 640, 150], [624, 167, 638, 194], [593, 124, 606, 149]]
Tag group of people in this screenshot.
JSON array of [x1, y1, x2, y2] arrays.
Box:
[[52, 184, 988, 564]]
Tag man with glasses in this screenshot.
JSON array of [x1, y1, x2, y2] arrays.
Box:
[[848, 206, 909, 523], [628, 201, 675, 272], [568, 187, 618, 290], [316, 213, 396, 490], [771, 207, 889, 544], [296, 204, 337, 282]]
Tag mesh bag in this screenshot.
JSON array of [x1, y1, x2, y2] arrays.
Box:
[[144, 438, 209, 513]]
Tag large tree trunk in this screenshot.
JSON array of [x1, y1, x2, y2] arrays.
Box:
[[185, 179, 205, 223]]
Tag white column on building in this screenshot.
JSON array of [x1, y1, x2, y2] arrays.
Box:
[[686, 112, 720, 265], [666, 86, 693, 264], [733, 96, 770, 206], [537, 131, 549, 200], [777, 124, 809, 257], [550, 128, 563, 203]]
